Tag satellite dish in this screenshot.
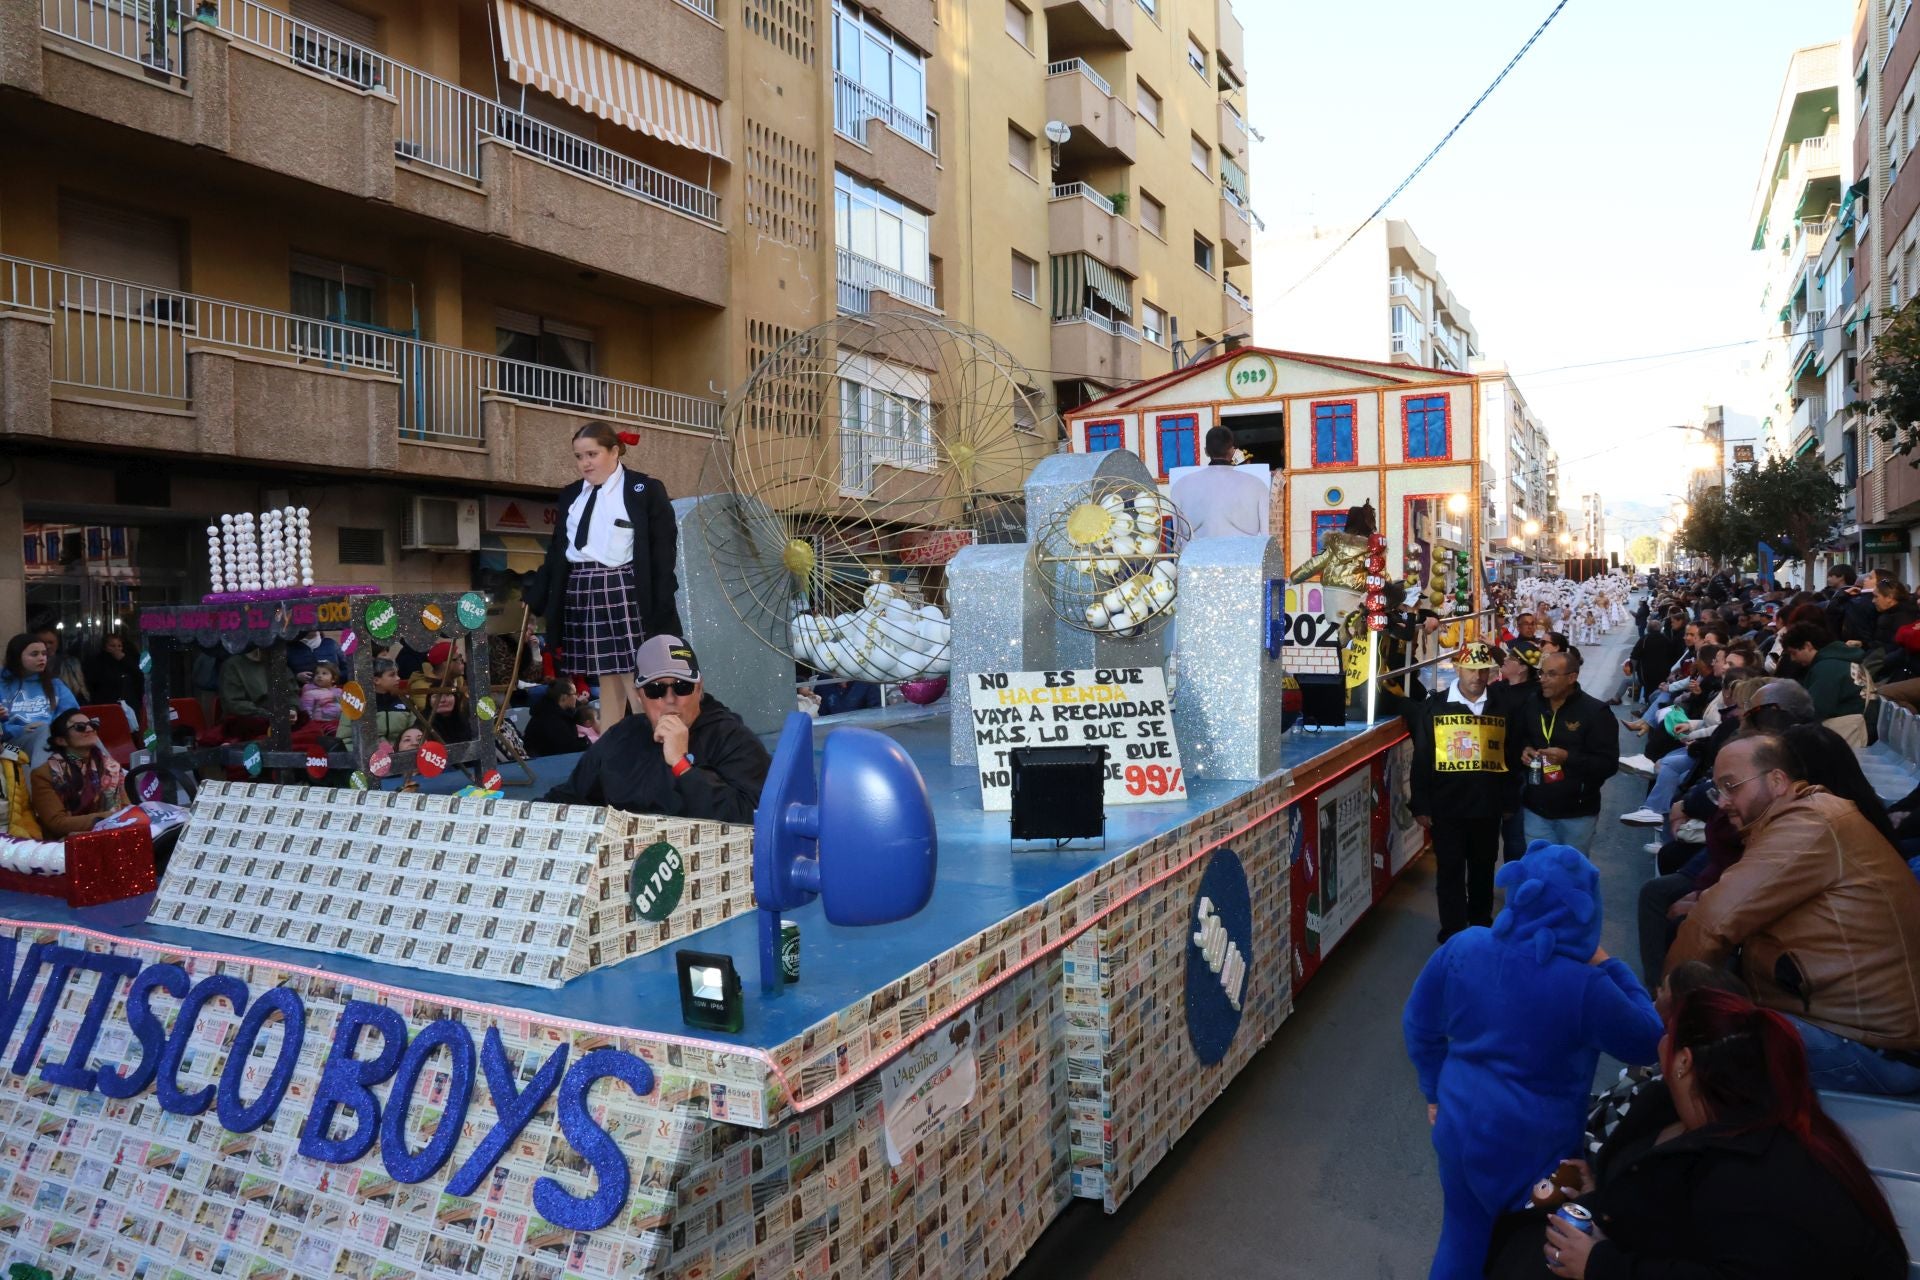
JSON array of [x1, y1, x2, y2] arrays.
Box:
[[1044, 120, 1072, 144]]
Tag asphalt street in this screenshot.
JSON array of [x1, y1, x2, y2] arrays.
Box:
[[1011, 617, 1651, 1280]]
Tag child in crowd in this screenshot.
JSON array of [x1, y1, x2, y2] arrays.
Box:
[[299, 662, 343, 723], [1403, 842, 1663, 1280]]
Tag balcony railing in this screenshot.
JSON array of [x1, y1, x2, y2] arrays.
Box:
[[1053, 308, 1141, 342], [42, 0, 185, 75], [1221, 185, 1251, 221], [1389, 331, 1422, 357], [0, 254, 722, 446], [1224, 280, 1253, 314], [44, 0, 723, 225], [832, 72, 934, 152], [835, 247, 937, 314], [1046, 57, 1113, 97], [1050, 182, 1117, 216], [1388, 273, 1421, 301]]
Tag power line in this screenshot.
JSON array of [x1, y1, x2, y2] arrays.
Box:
[[1513, 316, 1855, 379], [1272, 0, 1575, 304]]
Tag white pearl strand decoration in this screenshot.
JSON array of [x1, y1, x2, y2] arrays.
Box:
[[209, 506, 317, 592]]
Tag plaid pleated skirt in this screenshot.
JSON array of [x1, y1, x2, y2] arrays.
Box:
[[562, 563, 644, 678]]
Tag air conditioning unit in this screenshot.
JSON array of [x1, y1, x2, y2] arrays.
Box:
[[402, 496, 481, 552]]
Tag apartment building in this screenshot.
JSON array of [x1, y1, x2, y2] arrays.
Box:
[[0, 0, 1253, 640], [1475, 364, 1561, 572], [1252, 219, 1480, 374], [1749, 43, 1842, 477], [1842, 0, 1920, 581]]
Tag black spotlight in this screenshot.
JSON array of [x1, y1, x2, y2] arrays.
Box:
[[1009, 745, 1107, 847]]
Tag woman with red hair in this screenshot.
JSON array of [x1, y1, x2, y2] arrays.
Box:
[[1490, 988, 1907, 1278]]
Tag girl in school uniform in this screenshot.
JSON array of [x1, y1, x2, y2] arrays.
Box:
[[526, 422, 684, 731]]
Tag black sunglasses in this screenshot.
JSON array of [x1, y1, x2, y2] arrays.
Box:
[[64, 717, 102, 732], [641, 679, 697, 700]]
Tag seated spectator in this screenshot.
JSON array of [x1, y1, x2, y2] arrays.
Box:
[[523, 679, 590, 757], [0, 633, 78, 765], [1581, 961, 1752, 1159], [30, 709, 128, 836], [1541, 631, 1573, 657], [299, 661, 344, 723], [286, 630, 344, 683], [370, 659, 414, 746], [81, 633, 144, 712], [1667, 735, 1920, 1094], [545, 636, 771, 822], [218, 646, 293, 733], [409, 641, 468, 716], [1777, 621, 1867, 744], [425, 689, 472, 746], [1871, 577, 1920, 661], [1403, 842, 1661, 1280], [1491, 987, 1907, 1280]]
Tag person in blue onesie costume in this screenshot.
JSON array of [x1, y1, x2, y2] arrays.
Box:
[[1403, 841, 1662, 1280]]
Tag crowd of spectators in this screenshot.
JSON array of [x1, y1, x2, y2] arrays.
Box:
[[1406, 568, 1920, 1278]]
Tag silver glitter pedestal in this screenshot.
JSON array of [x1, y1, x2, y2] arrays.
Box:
[[1024, 447, 1171, 672], [1172, 535, 1288, 781], [948, 543, 1052, 766], [674, 494, 793, 736]]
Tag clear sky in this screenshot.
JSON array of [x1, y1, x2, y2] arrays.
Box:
[[1244, 0, 1848, 543]]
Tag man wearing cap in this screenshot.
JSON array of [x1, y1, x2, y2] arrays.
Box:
[[545, 636, 771, 822], [1408, 643, 1524, 942]]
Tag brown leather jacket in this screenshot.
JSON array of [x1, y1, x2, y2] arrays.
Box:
[[1667, 785, 1920, 1051]]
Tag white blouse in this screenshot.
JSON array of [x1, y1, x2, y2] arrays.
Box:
[[564, 466, 636, 567]]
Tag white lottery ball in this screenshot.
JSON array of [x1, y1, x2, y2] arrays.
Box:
[[206, 525, 219, 538], [1094, 557, 1121, 577], [297, 506, 310, 518], [1147, 577, 1176, 609], [1152, 558, 1178, 584], [1085, 602, 1111, 629], [1101, 588, 1125, 616], [1134, 512, 1163, 536], [220, 514, 233, 526]]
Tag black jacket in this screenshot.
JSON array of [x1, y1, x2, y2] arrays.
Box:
[[1631, 624, 1686, 688], [1844, 590, 1881, 645], [1406, 683, 1524, 820], [82, 650, 144, 708], [1516, 685, 1620, 819], [1874, 597, 1920, 656], [1490, 1080, 1906, 1279], [524, 467, 684, 653], [523, 695, 589, 757], [544, 695, 770, 823]]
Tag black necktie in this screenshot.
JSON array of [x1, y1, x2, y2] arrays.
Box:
[[574, 483, 597, 551]]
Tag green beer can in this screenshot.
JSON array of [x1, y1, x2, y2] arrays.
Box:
[[780, 920, 800, 983]]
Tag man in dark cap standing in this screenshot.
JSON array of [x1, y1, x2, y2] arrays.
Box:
[[1408, 643, 1524, 942]]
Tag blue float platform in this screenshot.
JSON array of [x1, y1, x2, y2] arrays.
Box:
[[0, 707, 1373, 1051]]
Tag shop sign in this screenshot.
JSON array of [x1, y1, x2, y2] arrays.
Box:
[[1863, 529, 1908, 554], [483, 496, 559, 535]]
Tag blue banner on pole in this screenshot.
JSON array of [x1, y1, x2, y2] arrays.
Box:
[[1757, 541, 1777, 584]]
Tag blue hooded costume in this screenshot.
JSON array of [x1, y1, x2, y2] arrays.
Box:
[[1402, 842, 1662, 1280]]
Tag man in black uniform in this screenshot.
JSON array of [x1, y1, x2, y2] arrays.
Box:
[[1408, 643, 1523, 942], [545, 635, 771, 822]]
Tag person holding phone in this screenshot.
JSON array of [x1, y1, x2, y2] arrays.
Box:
[[524, 421, 683, 733]]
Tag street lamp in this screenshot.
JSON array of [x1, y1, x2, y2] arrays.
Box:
[[1672, 502, 1690, 521], [1523, 519, 1541, 537], [1446, 492, 1470, 516], [1557, 532, 1571, 548]]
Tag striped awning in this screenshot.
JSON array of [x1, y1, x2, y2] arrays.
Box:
[[494, 0, 727, 159], [1049, 253, 1131, 321]]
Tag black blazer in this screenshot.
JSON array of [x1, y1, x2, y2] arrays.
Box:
[[525, 467, 684, 652]]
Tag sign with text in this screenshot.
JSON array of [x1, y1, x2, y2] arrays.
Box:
[[483, 495, 560, 535], [970, 668, 1184, 810], [881, 1013, 979, 1165]]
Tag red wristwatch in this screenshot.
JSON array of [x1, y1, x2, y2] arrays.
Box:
[[671, 757, 692, 778]]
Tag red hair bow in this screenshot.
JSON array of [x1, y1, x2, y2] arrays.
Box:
[[616, 430, 641, 447]]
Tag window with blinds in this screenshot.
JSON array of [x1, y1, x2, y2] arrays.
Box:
[[289, 0, 381, 86], [58, 195, 183, 291]]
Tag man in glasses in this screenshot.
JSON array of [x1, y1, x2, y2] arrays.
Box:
[[1664, 735, 1920, 1094], [544, 635, 771, 822]]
